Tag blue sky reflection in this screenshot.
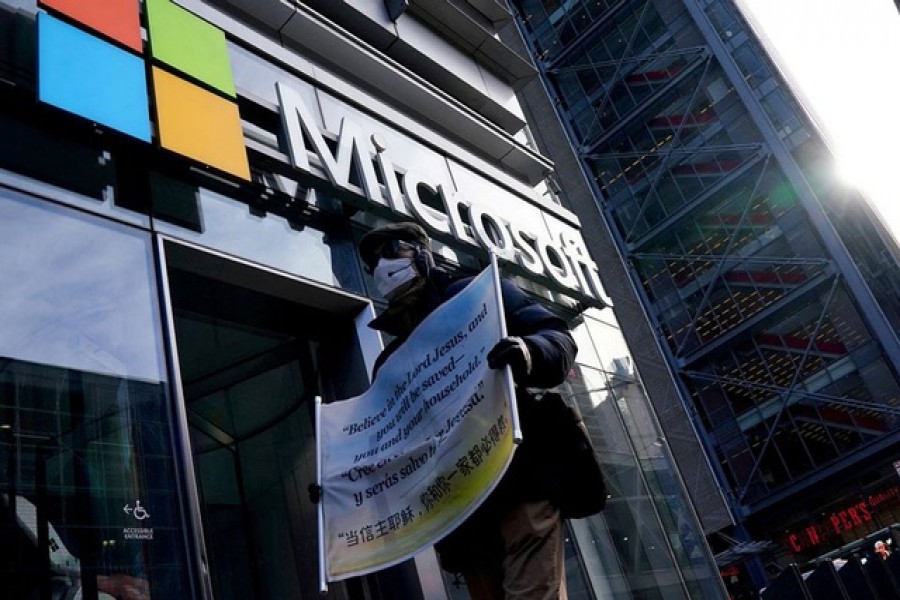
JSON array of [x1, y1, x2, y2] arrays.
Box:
[[0, 192, 165, 381]]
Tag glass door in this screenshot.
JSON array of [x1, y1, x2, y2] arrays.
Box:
[[163, 242, 373, 600]]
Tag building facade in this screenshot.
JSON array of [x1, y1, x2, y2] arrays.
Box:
[[506, 0, 900, 594], [0, 0, 725, 598]]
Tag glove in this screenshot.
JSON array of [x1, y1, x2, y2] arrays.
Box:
[[487, 336, 532, 381], [308, 483, 322, 504]]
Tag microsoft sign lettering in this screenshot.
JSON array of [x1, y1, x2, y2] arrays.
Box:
[[32, 0, 606, 304], [277, 83, 609, 305]]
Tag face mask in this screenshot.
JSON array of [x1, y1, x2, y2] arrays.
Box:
[[373, 257, 418, 298]]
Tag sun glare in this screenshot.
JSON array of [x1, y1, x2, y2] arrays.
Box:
[[835, 153, 899, 226], [739, 0, 900, 241]]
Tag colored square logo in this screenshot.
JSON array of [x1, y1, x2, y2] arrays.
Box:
[[146, 0, 236, 98], [38, 12, 151, 142], [152, 67, 249, 180], [37, 1, 249, 180], [38, 0, 142, 52]]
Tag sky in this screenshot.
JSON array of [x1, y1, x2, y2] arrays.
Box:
[[735, 0, 900, 242]]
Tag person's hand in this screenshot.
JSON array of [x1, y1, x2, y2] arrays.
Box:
[[96, 574, 150, 600], [487, 336, 532, 381], [308, 483, 322, 504]]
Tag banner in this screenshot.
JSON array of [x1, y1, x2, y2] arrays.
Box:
[[317, 260, 516, 582]]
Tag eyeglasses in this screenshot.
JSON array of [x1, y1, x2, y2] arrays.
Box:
[[364, 240, 417, 272]]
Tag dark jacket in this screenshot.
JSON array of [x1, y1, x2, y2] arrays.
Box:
[[370, 268, 578, 572], [372, 269, 576, 387]]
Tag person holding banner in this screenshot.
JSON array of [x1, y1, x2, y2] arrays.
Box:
[[359, 222, 578, 600]]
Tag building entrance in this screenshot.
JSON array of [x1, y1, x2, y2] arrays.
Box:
[[163, 242, 374, 600]]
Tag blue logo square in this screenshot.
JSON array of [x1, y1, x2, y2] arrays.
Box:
[[38, 12, 151, 142]]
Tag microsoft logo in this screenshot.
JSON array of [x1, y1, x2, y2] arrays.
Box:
[[37, 0, 250, 180]]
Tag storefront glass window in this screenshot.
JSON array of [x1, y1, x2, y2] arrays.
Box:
[[0, 190, 191, 597], [153, 186, 365, 295], [568, 312, 719, 598], [164, 243, 375, 600], [558, 313, 724, 598]]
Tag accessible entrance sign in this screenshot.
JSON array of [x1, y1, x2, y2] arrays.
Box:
[[315, 259, 518, 584]]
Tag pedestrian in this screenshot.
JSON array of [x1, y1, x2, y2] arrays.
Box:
[[359, 221, 578, 600]]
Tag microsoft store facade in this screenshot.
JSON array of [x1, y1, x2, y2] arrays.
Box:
[[0, 0, 724, 598]]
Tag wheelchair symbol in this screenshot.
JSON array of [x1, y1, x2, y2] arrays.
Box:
[[123, 500, 150, 521]]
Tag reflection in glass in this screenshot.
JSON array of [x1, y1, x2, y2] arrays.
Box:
[[166, 260, 369, 600], [0, 190, 190, 597], [558, 349, 722, 597], [0, 190, 164, 381], [0, 360, 187, 599], [153, 187, 364, 295]]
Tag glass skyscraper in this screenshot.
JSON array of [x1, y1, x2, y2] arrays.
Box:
[[508, 0, 900, 593]]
